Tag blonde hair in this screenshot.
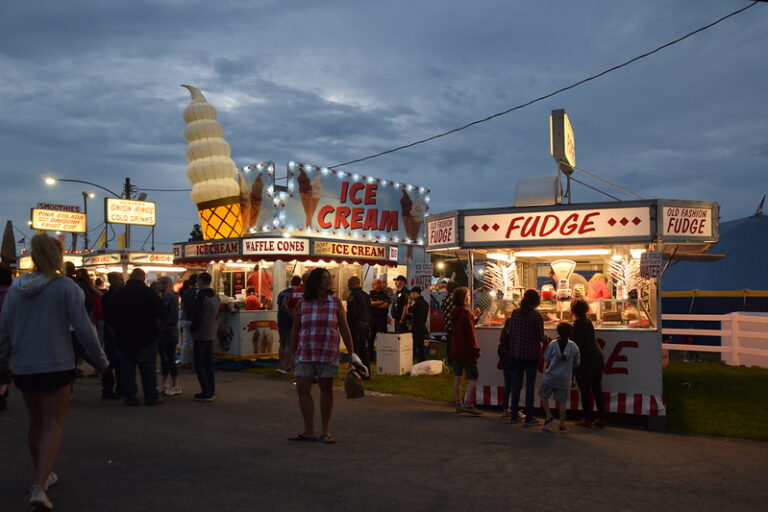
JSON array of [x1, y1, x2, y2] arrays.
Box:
[[590, 272, 608, 283], [156, 276, 174, 297], [31, 234, 64, 278]]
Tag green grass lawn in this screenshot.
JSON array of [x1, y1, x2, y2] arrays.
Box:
[[237, 357, 768, 441], [662, 360, 768, 441]]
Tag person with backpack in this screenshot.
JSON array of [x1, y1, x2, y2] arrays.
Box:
[[346, 276, 372, 377], [276, 275, 302, 374], [540, 322, 581, 433]]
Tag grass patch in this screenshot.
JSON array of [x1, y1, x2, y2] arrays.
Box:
[[663, 361, 768, 440]]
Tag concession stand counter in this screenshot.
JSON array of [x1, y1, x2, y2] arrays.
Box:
[[426, 199, 719, 417]]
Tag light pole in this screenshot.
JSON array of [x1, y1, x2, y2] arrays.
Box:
[[81, 191, 95, 251], [45, 177, 121, 198]]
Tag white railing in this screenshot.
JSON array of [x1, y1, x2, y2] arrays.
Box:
[[661, 312, 768, 367]]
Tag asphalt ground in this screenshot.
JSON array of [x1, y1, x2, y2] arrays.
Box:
[[1, 368, 766, 512]]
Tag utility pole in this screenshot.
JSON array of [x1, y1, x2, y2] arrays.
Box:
[[82, 191, 89, 251], [124, 177, 132, 249]]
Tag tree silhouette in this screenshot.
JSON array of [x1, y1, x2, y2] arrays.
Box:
[[189, 224, 203, 241]]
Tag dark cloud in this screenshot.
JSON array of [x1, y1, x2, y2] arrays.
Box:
[[1, 0, 766, 251]]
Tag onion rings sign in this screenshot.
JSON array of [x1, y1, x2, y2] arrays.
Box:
[[105, 198, 156, 226]]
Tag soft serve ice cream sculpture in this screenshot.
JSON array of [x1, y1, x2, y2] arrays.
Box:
[[182, 85, 243, 240]]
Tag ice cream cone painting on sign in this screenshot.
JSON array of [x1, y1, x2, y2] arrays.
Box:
[[182, 85, 242, 240], [298, 169, 322, 229], [401, 190, 425, 259], [238, 167, 265, 233]]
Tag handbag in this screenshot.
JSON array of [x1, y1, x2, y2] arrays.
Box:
[[344, 368, 365, 399]]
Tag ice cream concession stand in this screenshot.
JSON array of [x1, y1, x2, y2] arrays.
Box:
[[426, 199, 718, 417], [174, 86, 428, 360]]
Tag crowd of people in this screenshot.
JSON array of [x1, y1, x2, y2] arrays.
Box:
[[0, 233, 606, 510]]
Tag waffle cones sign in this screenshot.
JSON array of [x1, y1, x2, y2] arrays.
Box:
[[284, 162, 429, 244]]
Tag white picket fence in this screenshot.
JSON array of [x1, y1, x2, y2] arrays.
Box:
[[661, 312, 768, 367]]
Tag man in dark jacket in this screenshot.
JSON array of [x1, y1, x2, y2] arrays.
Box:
[[346, 276, 372, 377], [178, 273, 198, 368], [391, 275, 410, 332], [407, 286, 430, 362], [276, 275, 302, 374], [105, 268, 163, 406], [191, 272, 220, 402], [368, 279, 391, 365], [99, 272, 124, 399]]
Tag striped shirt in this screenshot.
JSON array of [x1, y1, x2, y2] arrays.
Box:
[[295, 294, 341, 363]]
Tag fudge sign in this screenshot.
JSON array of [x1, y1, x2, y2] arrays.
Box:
[[427, 217, 456, 247], [662, 207, 713, 238]]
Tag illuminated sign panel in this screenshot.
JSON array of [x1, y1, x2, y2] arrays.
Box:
[[30, 207, 87, 233], [105, 198, 156, 226]]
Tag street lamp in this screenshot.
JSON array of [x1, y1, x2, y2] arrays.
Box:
[[44, 177, 121, 198]]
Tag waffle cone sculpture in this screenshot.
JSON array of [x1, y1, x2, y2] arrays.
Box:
[[182, 85, 242, 240]]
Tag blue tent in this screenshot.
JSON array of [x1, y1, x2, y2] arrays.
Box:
[[662, 212, 768, 348]]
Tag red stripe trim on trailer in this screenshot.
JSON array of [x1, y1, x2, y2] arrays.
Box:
[[633, 393, 643, 415], [617, 393, 627, 414]]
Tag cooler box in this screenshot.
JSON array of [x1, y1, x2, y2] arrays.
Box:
[[376, 333, 413, 376]]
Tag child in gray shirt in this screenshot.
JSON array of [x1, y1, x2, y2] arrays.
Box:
[[540, 322, 580, 433]]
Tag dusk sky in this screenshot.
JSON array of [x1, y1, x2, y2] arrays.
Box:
[[1, 1, 766, 252]]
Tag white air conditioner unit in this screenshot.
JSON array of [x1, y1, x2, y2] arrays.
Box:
[[514, 176, 561, 207]]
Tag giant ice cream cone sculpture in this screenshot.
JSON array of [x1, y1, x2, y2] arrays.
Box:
[[182, 85, 242, 240]]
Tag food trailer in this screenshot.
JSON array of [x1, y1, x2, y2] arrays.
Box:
[[80, 250, 189, 282], [426, 199, 719, 418], [172, 234, 412, 359]]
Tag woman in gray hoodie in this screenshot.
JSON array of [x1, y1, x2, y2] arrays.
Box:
[[0, 234, 108, 511]]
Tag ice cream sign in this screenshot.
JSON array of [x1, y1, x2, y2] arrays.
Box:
[[283, 162, 429, 245]]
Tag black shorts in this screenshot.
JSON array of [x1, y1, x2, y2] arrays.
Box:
[[453, 360, 479, 380], [13, 369, 76, 393]]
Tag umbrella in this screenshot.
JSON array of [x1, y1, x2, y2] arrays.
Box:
[[1, 221, 16, 266]]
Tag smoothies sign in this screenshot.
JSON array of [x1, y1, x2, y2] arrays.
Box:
[[30, 203, 87, 233], [464, 206, 651, 243], [283, 162, 429, 244], [105, 198, 156, 226]]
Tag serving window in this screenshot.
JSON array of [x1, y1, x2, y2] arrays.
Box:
[[470, 244, 657, 330]]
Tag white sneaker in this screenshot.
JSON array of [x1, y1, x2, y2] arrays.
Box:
[[44, 472, 58, 491], [164, 386, 181, 396], [30, 484, 53, 511]]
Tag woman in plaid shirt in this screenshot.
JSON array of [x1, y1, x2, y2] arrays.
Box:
[[506, 289, 547, 426], [289, 268, 361, 444]]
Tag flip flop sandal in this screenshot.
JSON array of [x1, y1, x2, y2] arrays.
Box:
[[320, 434, 336, 444], [288, 434, 317, 442]]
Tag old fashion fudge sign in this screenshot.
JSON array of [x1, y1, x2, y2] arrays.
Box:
[[464, 206, 651, 243], [661, 206, 713, 238], [427, 217, 457, 247], [243, 237, 310, 256]]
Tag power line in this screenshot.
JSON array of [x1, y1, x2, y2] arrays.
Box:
[[572, 166, 644, 199], [329, 2, 759, 170], [570, 176, 621, 201]]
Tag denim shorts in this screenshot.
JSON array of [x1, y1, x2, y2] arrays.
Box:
[[294, 362, 339, 379], [452, 359, 479, 380], [539, 383, 569, 403]]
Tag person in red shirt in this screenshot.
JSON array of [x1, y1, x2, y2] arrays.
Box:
[[449, 286, 482, 416], [244, 287, 262, 310]]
